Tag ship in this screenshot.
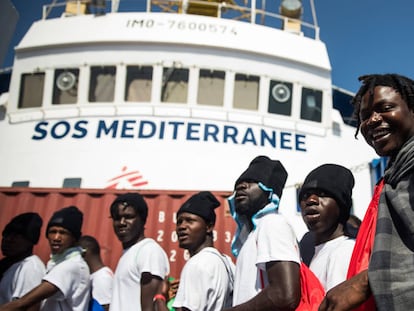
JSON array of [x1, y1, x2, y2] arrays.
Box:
[[0, 0, 382, 277]]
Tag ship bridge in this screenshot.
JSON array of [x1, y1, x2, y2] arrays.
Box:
[[7, 0, 331, 134]]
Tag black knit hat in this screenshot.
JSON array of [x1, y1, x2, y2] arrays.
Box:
[[110, 193, 148, 224], [235, 156, 288, 198], [177, 191, 220, 224], [2, 212, 43, 245], [299, 164, 355, 223], [46, 206, 83, 241]]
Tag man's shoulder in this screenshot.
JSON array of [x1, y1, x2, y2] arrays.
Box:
[[129, 237, 157, 250], [259, 211, 288, 222], [331, 236, 355, 252], [257, 212, 293, 231], [185, 248, 233, 275], [92, 266, 114, 278], [22, 254, 41, 262], [138, 237, 166, 252], [124, 238, 167, 260], [188, 248, 220, 263], [19, 255, 45, 273]]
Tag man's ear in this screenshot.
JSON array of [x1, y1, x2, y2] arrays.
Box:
[[206, 222, 215, 234]]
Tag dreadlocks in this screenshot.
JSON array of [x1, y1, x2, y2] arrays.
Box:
[[351, 73, 414, 137]]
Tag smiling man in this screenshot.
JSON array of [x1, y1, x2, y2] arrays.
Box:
[[109, 193, 169, 311], [319, 74, 414, 311], [299, 164, 355, 291]]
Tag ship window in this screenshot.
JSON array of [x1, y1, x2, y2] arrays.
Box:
[[11, 181, 30, 187], [89, 66, 116, 102], [268, 80, 292, 116], [233, 74, 259, 110], [63, 178, 82, 188], [197, 69, 225, 106], [125, 66, 153, 102], [53, 68, 79, 105], [300, 87, 322, 122], [161, 67, 189, 103], [18, 73, 45, 109]]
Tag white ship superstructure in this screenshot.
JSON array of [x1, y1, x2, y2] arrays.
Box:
[[0, 0, 379, 237]]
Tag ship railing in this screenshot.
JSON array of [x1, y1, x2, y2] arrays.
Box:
[[42, 0, 319, 40]]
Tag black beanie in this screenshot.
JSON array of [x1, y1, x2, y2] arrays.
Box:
[[177, 191, 220, 224], [2, 212, 43, 245], [235, 156, 288, 198], [110, 193, 148, 224], [299, 164, 355, 223], [46, 206, 83, 240]]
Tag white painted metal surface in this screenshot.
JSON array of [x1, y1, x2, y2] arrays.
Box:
[[0, 0, 378, 237]]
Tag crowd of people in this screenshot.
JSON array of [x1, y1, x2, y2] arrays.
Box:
[[1, 72, 414, 310]]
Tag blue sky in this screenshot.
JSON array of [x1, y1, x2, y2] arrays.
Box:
[[3, 0, 414, 93]]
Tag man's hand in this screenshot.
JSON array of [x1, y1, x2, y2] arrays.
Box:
[[318, 270, 371, 311]]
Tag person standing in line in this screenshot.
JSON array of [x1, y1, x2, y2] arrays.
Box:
[[319, 73, 414, 311], [345, 214, 362, 239], [109, 193, 169, 311], [299, 214, 361, 267], [79, 235, 113, 311], [0, 206, 91, 311], [223, 155, 301, 311], [0, 213, 45, 311], [154, 191, 235, 311], [299, 163, 356, 291]]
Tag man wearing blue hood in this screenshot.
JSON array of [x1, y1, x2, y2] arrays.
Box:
[[224, 156, 301, 311]]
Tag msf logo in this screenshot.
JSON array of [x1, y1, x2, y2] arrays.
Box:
[[106, 166, 148, 189]]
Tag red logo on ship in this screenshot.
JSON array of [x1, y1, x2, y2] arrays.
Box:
[[106, 166, 148, 189]]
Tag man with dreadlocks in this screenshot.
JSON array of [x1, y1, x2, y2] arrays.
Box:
[[319, 73, 414, 311]]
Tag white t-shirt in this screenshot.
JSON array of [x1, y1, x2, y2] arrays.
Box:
[[0, 255, 45, 304], [110, 238, 170, 311], [91, 266, 113, 306], [233, 212, 300, 306], [173, 247, 235, 311], [42, 249, 90, 311], [310, 235, 355, 291]]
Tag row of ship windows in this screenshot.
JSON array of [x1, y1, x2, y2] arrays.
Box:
[[18, 65, 323, 123]]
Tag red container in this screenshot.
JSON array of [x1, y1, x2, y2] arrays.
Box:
[[0, 187, 236, 279]]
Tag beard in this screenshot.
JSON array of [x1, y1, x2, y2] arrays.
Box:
[[235, 200, 254, 217]]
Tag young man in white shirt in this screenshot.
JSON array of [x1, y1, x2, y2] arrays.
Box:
[[155, 191, 234, 311], [110, 193, 169, 311], [223, 156, 301, 311], [0, 213, 45, 311], [299, 164, 355, 291], [0, 206, 91, 311], [79, 235, 113, 311]]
